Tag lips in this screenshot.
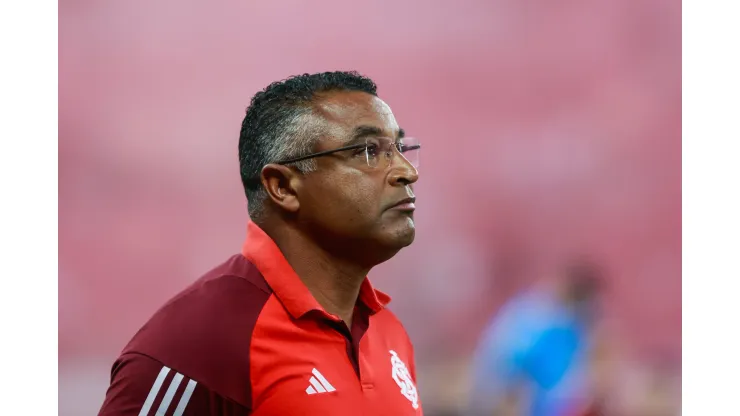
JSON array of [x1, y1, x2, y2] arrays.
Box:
[[388, 197, 416, 211]]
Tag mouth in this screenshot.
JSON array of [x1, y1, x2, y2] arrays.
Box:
[[387, 197, 416, 212]]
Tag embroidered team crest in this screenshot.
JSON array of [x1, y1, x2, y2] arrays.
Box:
[[389, 350, 419, 410]]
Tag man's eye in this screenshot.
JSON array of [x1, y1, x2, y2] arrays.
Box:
[[365, 144, 380, 157]]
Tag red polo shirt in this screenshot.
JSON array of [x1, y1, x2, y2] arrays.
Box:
[[99, 222, 423, 415]]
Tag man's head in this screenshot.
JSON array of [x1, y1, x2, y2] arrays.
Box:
[[239, 71, 420, 265]]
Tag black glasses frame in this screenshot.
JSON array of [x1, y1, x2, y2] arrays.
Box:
[[275, 140, 421, 166]]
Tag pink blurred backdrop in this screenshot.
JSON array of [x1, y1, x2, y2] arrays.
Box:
[[59, 0, 681, 414]]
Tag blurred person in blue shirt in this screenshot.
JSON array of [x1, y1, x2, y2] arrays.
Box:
[[468, 259, 605, 416]]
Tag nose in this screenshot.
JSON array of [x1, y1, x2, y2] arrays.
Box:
[[387, 154, 419, 187]]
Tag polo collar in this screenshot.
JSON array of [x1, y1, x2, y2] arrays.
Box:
[[241, 221, 391, 319]]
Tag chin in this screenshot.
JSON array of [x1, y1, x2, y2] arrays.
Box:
[[386, 217, 416, 247], [362, 221, 415, 266]]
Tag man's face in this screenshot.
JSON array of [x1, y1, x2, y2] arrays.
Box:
[[296, 91, 419, 263]]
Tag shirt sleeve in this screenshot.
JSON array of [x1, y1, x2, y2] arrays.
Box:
[[98, 353, 250, 416]]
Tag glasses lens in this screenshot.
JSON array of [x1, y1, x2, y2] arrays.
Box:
[[397, 137, 420, 168], [364, 137, 420, 168], [364, 137, 389, 168]]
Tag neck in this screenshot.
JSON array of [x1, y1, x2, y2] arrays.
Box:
[[264, 221, 371, 326]]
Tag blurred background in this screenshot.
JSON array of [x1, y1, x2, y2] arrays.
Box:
[[59, 0, 681, 414]]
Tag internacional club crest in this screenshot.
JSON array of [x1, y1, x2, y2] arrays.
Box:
[[389, 350, 419, 410]]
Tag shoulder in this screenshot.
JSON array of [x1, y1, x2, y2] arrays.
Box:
[[122, 254, 273, 406]]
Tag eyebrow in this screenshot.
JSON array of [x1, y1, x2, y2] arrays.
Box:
[[348, 125, 406, 143]]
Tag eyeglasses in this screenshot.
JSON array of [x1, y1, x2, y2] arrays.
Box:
[[276, 137, 421, 169]]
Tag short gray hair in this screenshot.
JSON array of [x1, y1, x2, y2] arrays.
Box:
[[243, 109, 319, 221]]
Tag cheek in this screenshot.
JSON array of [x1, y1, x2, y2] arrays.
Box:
[[311, 174, 382, 223]]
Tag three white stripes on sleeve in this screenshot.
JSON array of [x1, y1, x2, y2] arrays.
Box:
[[141, 365, 336, 414], [139, 366, 197, 416]]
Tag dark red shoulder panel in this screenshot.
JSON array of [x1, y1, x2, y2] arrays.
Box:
[[123, 255, 272, 408]]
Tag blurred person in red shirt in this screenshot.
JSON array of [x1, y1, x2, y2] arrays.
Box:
[[98, 71, 424, 415]]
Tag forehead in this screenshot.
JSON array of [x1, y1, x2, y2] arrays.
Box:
[[311, 91, 399, 143]]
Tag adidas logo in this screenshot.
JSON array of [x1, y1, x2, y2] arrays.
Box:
[[305, 368, 336, 395]]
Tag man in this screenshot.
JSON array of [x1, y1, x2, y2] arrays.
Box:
[[98, 71, 423, 415], [467, 259, 605, 416]]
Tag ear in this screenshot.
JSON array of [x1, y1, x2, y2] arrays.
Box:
[[260, 163, 302, 213]]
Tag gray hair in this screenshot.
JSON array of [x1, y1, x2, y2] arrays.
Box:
[[242, 109, 319, 221]]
